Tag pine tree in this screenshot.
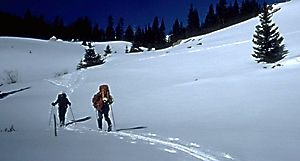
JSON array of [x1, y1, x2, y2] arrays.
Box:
[[171, 19, 180, 43], [134, 26, 144, 46], [216, 0, 228, 25], [115, 17, 124, 40], [187, 4, 200, 37], [104, 45, 112, 56], [232, 0, 240, 17], [204, 4, 217, 29], [158, 19, 166, 47], [105, 16, 115, 41], [125, 45, 129, 53], [24, 9, 34, 37], [252, 3, 288, 64], [92, 24, 101, 42], [124, 25, 134, 42], [152, 17, 160, 45], [170, 20, 186, 43], [227, 0, 239, 19], [77, 43, 104, 70]]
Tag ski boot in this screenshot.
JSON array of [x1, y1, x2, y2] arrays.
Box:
[[107, 124, 112, 132], [60, 121, 65, 127]]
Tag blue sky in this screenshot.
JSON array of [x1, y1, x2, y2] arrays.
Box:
[[1, 0, 278, 31]]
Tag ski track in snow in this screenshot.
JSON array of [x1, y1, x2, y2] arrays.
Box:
[[67, 125, 235, 161], [46, 67, 235, 161], [45, 70, 86, 94], [137, 39, 251, 61], [114, 131, 224, 161]]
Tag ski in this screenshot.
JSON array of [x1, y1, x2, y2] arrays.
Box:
[[65, 116, 91, 127], [115, 126, 147, 132]]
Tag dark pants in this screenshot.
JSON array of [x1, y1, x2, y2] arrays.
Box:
[[58, 107, 67, 125], [97, 104, 111, 129]]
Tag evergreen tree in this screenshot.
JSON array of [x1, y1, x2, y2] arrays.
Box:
[[241, 0, 250, 16], [82, 16, 92, 41], [152, 17, 160, 45], [52, 16, 60, 37], [23, 9, 34, 37], [204, 4, 218, 29], [104, 45, 112, 56], [232, 0, 240, 17], [124, 25, 134, 42], [92, 24, 100, 42], [77, 43, 104, 70], [216, 0, 228, 25], [68, 16, 92, 41], [170, 19, 180, 43], [58, 18, 65, 39], [115, 17, 124, 40], [105, 16, 115, 41], [187, 4, 194, 33], [159, 19, 166, 44], [125, 45, 129, 53], [252, 3, 288, 63], [187, 4, 200, 37], [227, 0, 239, 19], [179, 21, 186, 38], [134, 26, 144, 46], [240, 0, 260, 19], [250, 0, 260, 16], [144, 24, 154, 48]]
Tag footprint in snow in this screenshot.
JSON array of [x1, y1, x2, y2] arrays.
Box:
[[164, 148, 177, 154], [168, 137, 180, 141], [190, 142, 200, 148], [147, 133, 157, 137]]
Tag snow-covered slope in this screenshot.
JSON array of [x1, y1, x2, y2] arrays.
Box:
[[1, 1, 300, 161], [0, 38, 131, 83]]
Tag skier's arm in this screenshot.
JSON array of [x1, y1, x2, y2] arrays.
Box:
[[108, 95, 114, 105], [67, 99, 71, 106], [52, 97, 59, 106]]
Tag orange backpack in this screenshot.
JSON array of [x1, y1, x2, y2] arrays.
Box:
[[92, 85, 113, 110], [100, 85, 110, 99]]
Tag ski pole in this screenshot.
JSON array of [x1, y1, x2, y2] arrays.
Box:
[[110, 104, 117, 131], [53, 113, 57, 136], [95, 109, 99, 128], [49, 105, 54, 127], [69, 105, 76, 124], [95, 109, 98, 120]]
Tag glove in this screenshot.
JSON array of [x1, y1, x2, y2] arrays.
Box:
[[51, 102, 55, 106], [103, 97, 108, 102]]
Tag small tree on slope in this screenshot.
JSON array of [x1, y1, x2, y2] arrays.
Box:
[[77, 43, 105, 70], [252, 3, 288, 64], [104, 45, 112, 56]]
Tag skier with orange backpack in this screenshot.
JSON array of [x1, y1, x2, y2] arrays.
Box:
[[92, 84, 114, 131]]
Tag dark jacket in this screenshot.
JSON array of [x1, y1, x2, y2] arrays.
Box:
[[53, 93, 71, 108]]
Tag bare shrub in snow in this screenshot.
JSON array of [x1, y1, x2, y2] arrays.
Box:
[[55, 70, 69, 77], [3, 70, 18, 84], [0, 125, 15, 133]]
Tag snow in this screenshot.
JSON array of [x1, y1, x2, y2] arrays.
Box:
[[1, 1, 300, 161]]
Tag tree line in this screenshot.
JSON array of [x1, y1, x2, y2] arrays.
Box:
[[170, 0, 261, 44], [0, 0, 262, 50]]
